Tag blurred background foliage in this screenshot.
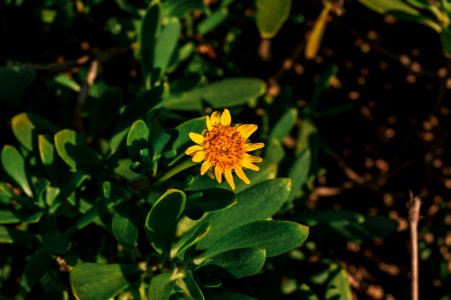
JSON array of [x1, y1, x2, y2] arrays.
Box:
[[0, 0, 451, 299]]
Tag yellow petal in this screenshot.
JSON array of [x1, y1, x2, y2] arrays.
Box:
[[244, 143, 265, 152], [214, 166, 223, 183], [200, 160, 211, 175], [206, 115, 212, 131], [220, 109, 231, 126], [185, 145, 204, 155], [192, 151, 206, 162], [237, 124, 258, 139], [235, 167, 250, 185], [242, 160, 260, 171], [210, 111, 221, 126], [224, 170, 235, 190], [189, 132, 204, 145], [244, 154, 263, 162]]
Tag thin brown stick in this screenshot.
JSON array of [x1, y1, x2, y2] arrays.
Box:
[[409, 191, 421, 300], [73, 60, 98, 132]]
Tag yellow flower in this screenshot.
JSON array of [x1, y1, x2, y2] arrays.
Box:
[[185, 109, 264, 190]]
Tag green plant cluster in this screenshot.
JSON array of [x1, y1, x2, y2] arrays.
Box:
[[0, 0, 401, 299]]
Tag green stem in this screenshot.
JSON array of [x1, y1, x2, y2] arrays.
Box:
[[154, 159, 196, 186]]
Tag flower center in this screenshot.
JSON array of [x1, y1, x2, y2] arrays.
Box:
[[202, 125, 246, 169]]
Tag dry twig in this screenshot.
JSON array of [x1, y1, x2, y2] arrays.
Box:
[[409, 191, 421, 300]]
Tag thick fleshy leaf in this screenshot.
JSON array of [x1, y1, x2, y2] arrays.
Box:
[[176, 222, 211, 259], [196, 178, 291, 249], [112, 206, 139, 249], [185, 271, 205, 300], [197, 248, 266, 278], [54, 129, 100, 173], [70, 263, 140, 300], [325, 264, 352, 300], [0, 225, 36, 244], [127, 120, 149, 163], [256, 0, 292, 38], [11, 113, 58, 151], [40, 229, 70, 254], [287, 149, 311, 202], [171, 117, 206, 151], [148, 272, 176, 300], [145, 189, 186, 256], [0, 66, 35, 102], [20, 248, 52, 292], [197, 8, 229, 35], [140, 3, 161, 72], [299, 209, 397, 243], [164, 78, 266, 111], [38, 134, 72, 186], [203, 286, 257, 300], [1, 145, 32, 197], [88, 87, 123, 136], [111, 87, 163, 153], [197, 220, 309, 259], [154, 17, 181, 73], [268, 108, 297, 142], [305, 2, 332, 60], [0, 210, 42, 224]]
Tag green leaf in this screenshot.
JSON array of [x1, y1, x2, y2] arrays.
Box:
[[299, 209, 397, 243], [164, 78, 266, 111], [359, 0, 421, 15], [54, 129, 100, 173], [185, 271, 205, 300], [48, 172, 88, 214], [171, 117, 206, 151], [197, 220, 309, 259], [112, 206, 139, 249], [0, 66, 36, 101], [264, 139, 285, 164], [40, 229, 70, 254], [70, 263, 140, 300], [1, 145, 32, 197], [38, 134, 72, 186], [196, 178, 291, 249], [11, 113, 58, 151], [145, 189, 186, 256], [298, 283, 319, 300], [176, 222, 211, 259], [154, 17, 181, 73], [268, 108, 297, 141], [127, 120, 149, 163], [186, 163, 277, 193], [287, 149, 311, 202], [88, 87, 123, 136], [197, 8, 229, 35], [203, 286, 256, 300], [111, 87, 163, 153], [140, 4, 161, 72], [188, 188, 237, 213], [197, 248, 266, 278], [0, 225, 35, 244], [255, 0, 292, 38], [163, 0, 205, 18], [311, 64, 338, 108], [20, 248, 52, 292], [325, 264, 352, 300], [149, 121, 172, 175], [0, 210, 42, 224], [148, 272, 176, 300]]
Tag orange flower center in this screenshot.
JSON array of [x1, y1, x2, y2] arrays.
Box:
[[202, 125, 246, 169]]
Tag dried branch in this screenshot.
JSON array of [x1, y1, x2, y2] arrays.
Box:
[[409, 191, 422, 300]]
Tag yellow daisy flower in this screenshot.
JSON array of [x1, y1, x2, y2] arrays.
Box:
[[185, 109, 265, 190]]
